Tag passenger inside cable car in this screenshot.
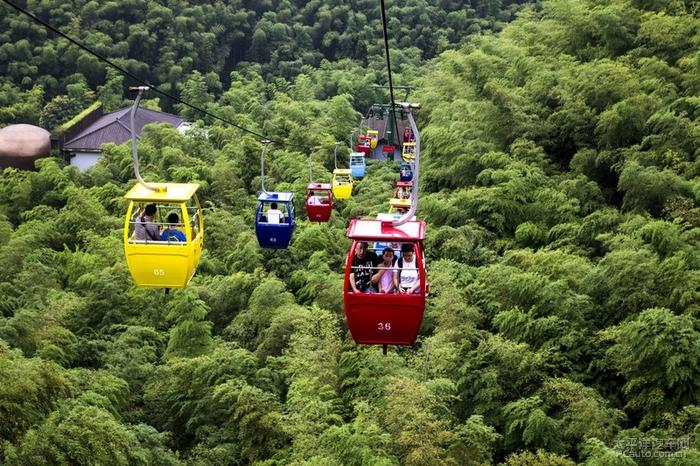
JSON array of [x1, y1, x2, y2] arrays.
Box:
[[349, 241, 381, 293], [349, 241, 424, 294], [134, 203, 160, 241], [377, 247, 397, 294], [262, 202, 286, 224], [394, 186, 410, 199], [396, 243, 420, 294], [334, 173, 352, 186], [307, 190, 331, 205], [129, 202, 199, 245], [161, 213, 186, 242], [403, 127, 414, 143]]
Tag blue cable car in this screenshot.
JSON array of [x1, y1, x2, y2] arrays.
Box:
[[255, 192, 295, 249], [350, 152, 366, 178], [399, 162, 413, 182]]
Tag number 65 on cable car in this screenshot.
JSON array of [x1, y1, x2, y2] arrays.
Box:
[[343, 218, 427, 346]]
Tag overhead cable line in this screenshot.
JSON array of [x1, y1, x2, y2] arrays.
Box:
[[378, 0, 402, 150], [0, 0, 308, 150]]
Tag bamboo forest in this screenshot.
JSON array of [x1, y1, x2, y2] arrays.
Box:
[[1, 0, 700, 464]]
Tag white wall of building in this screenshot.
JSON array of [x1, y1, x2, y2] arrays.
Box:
[[69, 151, 101, 171]]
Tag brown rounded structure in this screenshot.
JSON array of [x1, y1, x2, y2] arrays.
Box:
[[0, 124, 51, 170]]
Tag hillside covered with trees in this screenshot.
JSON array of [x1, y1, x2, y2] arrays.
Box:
[[2, 0, 700, 464]]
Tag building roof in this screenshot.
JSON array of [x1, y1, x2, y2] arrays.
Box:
[[63, 106, 183, 151]]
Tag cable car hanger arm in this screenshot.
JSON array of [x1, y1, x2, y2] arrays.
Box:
[[392, 104, 420, 228], [129, 86, 164, 192], [260, 139, 273, 195]]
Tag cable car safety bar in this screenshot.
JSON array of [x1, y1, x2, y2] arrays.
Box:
[[392, 102, 421, 228], [129, 86, 164, 192], [259, 139, 273, 195]]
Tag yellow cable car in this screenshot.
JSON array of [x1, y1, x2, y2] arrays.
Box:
[[123, 182, 204, 288], [402, 142, 416, 162], [367, 129, 379, 149], [388, 197, 412, 214], [332, 168, 353, 199]]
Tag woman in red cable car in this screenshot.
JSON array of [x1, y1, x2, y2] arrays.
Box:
[[343, 218, 427, 346]]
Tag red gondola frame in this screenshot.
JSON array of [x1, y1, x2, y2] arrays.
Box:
[[306, 182, 333, 222], [343, 219, 427, 346]]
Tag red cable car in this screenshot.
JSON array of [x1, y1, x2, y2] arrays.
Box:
[[357, 134, 372, 156], [394, 180, 413, 199], [343, 218, 427, 346], [306, 182, 333, 222]]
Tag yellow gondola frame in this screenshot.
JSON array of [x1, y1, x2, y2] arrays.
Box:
[[123, 182, 204, 288], [402, 142, 416, 162], [332, 168, 353, 199]]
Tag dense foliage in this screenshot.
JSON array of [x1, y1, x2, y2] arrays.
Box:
[[2, 0, 700, 464], [0, 0, 530, 127]]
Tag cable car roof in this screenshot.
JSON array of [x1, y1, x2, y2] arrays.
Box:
[[390, 198, 412, 208], [349, 152, 365, 158], [333, 169, 352, 175], [347, 218, 425, 241], [396, 181, 413, 187], [125, 182, 199, 202], [257, 191, 294, 202], [307, 182, 331, 190]]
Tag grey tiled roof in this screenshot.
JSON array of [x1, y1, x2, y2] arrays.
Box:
[[63, 107, 183, 151]]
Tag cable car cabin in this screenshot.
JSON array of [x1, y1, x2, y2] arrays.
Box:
[[402, 142, 416, 163], [349, 152, 366, 178], [124, 183, 204, 288], [403, 126, 415, 143], [388, 198, 411, 215], [255, 192, 296, 249], [306, 183, 333, 222], [344, 218, 427, 346], [357, 135, 371, 156], [332, 169, 353, 199], [367, 129, 379, 149], [394, 181, 413, 200], [399, 162, 413, 182]]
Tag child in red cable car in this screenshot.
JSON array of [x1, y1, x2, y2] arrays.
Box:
[[377, 247, 397, 294], [349, 241, 381, 293], [396, 243, 420, 294]]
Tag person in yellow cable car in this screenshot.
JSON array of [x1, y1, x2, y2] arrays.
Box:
[[135, 204, 160, 241], [161, 213, 186, 242]]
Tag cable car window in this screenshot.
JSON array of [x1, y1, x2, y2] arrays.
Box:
[[258, 202, 289, 224], [128, 202, 189, 245], [308, 190, 331, 204], [186, 197, 201, 240]]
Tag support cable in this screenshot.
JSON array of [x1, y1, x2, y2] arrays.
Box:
[[1, 0, 309, 150]]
